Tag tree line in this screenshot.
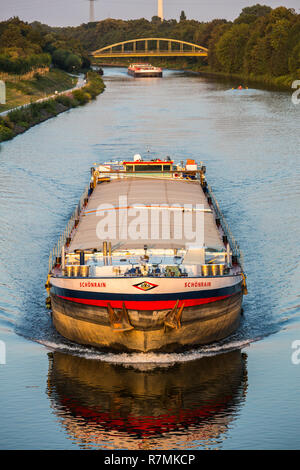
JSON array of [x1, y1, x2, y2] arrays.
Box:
[[0, 5, 299, 84], [38, 4, 299, 84], [0, 17, 90, 75], [208, 5, 300, 82]]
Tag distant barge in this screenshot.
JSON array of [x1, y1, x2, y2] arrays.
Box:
[[128, 63, 163, 78], [46, 156, 247, 352]]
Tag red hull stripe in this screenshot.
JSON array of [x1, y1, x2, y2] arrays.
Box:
[[60, 396, 230, 437], [57, 294, 231, 310]]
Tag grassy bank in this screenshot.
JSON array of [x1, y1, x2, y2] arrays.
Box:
[[0, 69, 77, 113], [0, 71, 105, 143]]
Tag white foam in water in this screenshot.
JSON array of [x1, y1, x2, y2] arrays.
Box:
[[35, 337, 256, 365], [225, 88, 264, 96]]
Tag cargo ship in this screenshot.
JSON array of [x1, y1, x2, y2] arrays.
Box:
[[46, 155, 247, 352], [128, 63, 163, 78]]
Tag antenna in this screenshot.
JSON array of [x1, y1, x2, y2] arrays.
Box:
[[158, 0, 164, 20], [89, 0, 96, 23]]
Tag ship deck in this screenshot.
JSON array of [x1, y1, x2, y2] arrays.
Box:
[[69, 177, 224, 252]]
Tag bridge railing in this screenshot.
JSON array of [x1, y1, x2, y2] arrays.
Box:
[[205, 182, 244, 270], [92, 38, 208, 57], [48, 182, 90, 272]]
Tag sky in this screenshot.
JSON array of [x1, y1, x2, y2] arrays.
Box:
[[0, 0, 299, 27]]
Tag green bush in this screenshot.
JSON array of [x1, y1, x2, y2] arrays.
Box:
[[52, 49, 82, 72], [8, 107, 31, 124], [85, 82, 103, 98], [30, 102, 42, 119], [41, 99, 58, 114], [0, 125, 14, 141], [72, 89, 90, 105], [83, 72, 105, 99], [17, 121, 30, 129], [1, 117, 14, 129], [55, 94, 74, 107]]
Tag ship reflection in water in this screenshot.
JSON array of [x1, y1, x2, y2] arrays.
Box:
[[47, 350, 248, 450]]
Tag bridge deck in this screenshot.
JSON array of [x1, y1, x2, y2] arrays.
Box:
[[93, 51, 208, 58]]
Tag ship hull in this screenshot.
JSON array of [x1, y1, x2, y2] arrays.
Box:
[[128, 70, 162, 78], [50, 283, 243, 352]]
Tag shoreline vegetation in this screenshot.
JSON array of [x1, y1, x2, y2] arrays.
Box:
[[176, 63, 297, 91], [194, 68, 296, 91], [95, 58, 296, 92], [0, 71, 105, 143], [152, 59, 297, 91]]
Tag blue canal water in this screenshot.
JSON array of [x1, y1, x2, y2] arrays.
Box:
[[0, 68, 299, 449]]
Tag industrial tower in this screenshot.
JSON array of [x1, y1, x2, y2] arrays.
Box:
[[89, 0, 96, 22], [158, 0, 164, 20]]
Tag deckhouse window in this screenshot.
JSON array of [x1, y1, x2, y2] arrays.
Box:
[[135, 165, 162, 172]]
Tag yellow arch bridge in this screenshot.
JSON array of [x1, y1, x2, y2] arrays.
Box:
[[91, 38, 208, 58]]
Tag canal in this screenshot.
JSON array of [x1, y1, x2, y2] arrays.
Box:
[[0, 67, 299, 449]]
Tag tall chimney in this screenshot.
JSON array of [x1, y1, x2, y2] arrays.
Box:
[[158, 0, 164, 20], [89, 0, 95, 22]]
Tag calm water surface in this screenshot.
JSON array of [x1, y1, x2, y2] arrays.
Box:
[[0, 68, 299, 449]]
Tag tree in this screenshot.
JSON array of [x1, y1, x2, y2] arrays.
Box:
[[196, 19, 227, 47], [216, 23, 250, 73], [0, 24, 25, 48], [65, 53, 82, 72], [208, 23, 230, 71], [180, 11, 187, 22], [289, 43, 300, 74], [151, 16, 162, 25], [52, 48, 82, 72], [239, 4, 272, 19], [52, 48, 69, 69]]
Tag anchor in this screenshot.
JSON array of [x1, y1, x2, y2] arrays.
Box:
[[241, 272, 248, 295], [107, 302, 134, 332], [45, 274, 52, 309], [164, 300, 185, 330]]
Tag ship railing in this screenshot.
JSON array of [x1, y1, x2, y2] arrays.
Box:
[[205, 182, 244, 270], [48, 182, 90, 273]]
